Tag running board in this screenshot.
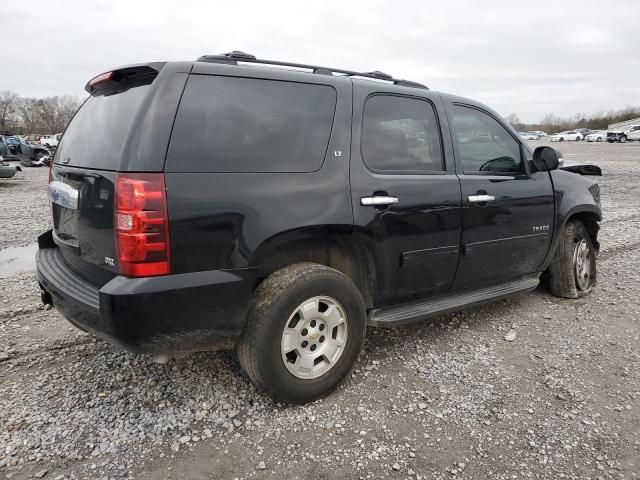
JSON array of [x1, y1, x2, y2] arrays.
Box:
[[368, 276, 540, 327]]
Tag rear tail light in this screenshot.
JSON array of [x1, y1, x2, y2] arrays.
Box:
[[115, 173, 170, 277]]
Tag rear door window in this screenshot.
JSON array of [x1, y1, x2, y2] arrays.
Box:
[[166, 75, 337, 173], [361, 94, 444, 174]]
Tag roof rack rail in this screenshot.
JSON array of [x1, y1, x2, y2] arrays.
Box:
[[196, 51, 428, 90]]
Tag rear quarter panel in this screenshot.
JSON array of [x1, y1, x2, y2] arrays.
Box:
[[164, 68, 353, 273]]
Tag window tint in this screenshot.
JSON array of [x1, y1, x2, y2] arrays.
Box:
[[167, 75, 337, 173], [55, 84, 151, 170], [451, 105, 522, 174], [361, 95, 443, 173]]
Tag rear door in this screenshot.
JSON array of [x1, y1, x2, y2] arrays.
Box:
[[445, 101, 554, 289], [350, 84, 462, 306]]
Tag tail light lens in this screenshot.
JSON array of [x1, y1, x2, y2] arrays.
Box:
[[115, 173, 170, 277]]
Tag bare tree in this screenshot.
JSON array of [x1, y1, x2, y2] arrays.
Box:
[[0, 90, 19, 132], [14, 95, 82, 134], [56, 95, 82, 132], [505, 113, 520, 125]]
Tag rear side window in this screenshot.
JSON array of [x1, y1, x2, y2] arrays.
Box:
[[166, 75, 337, 173], [55, 84, 152, 170], [361, 95, 443, 174]]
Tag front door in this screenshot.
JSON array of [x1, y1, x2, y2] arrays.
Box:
[[350, 85, 462, 306], [445, 102, 555, 289]]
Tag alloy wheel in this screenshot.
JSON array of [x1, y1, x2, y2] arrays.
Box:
[[573, 239, 592, 291], [280, 296, 348, 379]]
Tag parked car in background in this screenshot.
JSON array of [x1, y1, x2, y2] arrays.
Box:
[[607, 125, 640, 143], [1, 135, 50, 166], [576, 128, 593, 139], [586, 131, 606, 142], [0, 136, 9, 158], [550, 131, 583, 142], [519, 132, 540, 140], [529, 130, 547, 137], [40, 135, 60, 148], [0, 160, 21, 178], [24, 134, 44, 143]]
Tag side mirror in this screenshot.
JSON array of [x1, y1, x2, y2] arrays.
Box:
[[532, 146, 561, 171]]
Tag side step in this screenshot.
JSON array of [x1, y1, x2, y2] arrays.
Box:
[[368, 275, 540, 327]]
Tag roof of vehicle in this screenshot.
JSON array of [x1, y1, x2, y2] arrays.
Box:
[[195, 51, 430, 90]]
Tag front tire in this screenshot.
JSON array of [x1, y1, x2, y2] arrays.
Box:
[[237, 263, 366, 404], [619, 135, 627, 143], [548, 220, 597, 298]]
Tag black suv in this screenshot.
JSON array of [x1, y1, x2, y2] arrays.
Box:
[[37, 52, 602, 404]]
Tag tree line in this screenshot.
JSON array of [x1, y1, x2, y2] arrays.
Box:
[[0, 90, 83, 135], [505, 106, 640, 133], [2, 87, 638, 137]]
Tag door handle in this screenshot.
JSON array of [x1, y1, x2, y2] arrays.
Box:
[[360, 196, 399, 206], [468, 194, 495, 203]]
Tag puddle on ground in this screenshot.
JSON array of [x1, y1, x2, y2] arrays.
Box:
[[0, 243, 38, 277]]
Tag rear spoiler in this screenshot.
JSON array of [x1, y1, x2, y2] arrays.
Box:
[[85, 62, 166, 96]]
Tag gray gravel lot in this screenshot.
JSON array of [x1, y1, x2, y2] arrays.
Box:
[[0, 142, 638, 480]]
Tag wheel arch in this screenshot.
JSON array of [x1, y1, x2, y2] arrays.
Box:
[[563, 208, 600, 253], [249, 228, 377, 309], [541, 204, 601, 272]]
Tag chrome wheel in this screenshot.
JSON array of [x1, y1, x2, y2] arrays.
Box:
[[573, 239, 592, 291], [281, 296, 348, 380]]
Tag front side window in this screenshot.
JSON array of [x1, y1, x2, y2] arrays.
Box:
[[451, 105, 522, 174], [361, 95, 443, 174]]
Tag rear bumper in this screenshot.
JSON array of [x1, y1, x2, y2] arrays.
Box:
[[36, 234, 257, 355]]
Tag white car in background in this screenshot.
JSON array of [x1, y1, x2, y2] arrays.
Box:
[[607, 125, 640, 143], [550, 131, 583, 142], [40, 135, 59, 148], [585, 131, 606, 142], [519, 132, 540, 140]]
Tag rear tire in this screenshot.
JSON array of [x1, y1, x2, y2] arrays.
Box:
[[548, 220, 597, 298], [237, 262, 366, 404], [620, 135, 627, 143]]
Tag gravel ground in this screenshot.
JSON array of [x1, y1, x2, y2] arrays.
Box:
[[0, 142, 638, 480], [0, 163, 50, 248]]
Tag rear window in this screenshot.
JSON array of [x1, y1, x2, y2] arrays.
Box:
[[166, 75, 337, 173], [54, 84, 152, 170]]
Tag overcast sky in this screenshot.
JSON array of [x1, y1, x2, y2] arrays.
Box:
[[1, 0, 638, 123]]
